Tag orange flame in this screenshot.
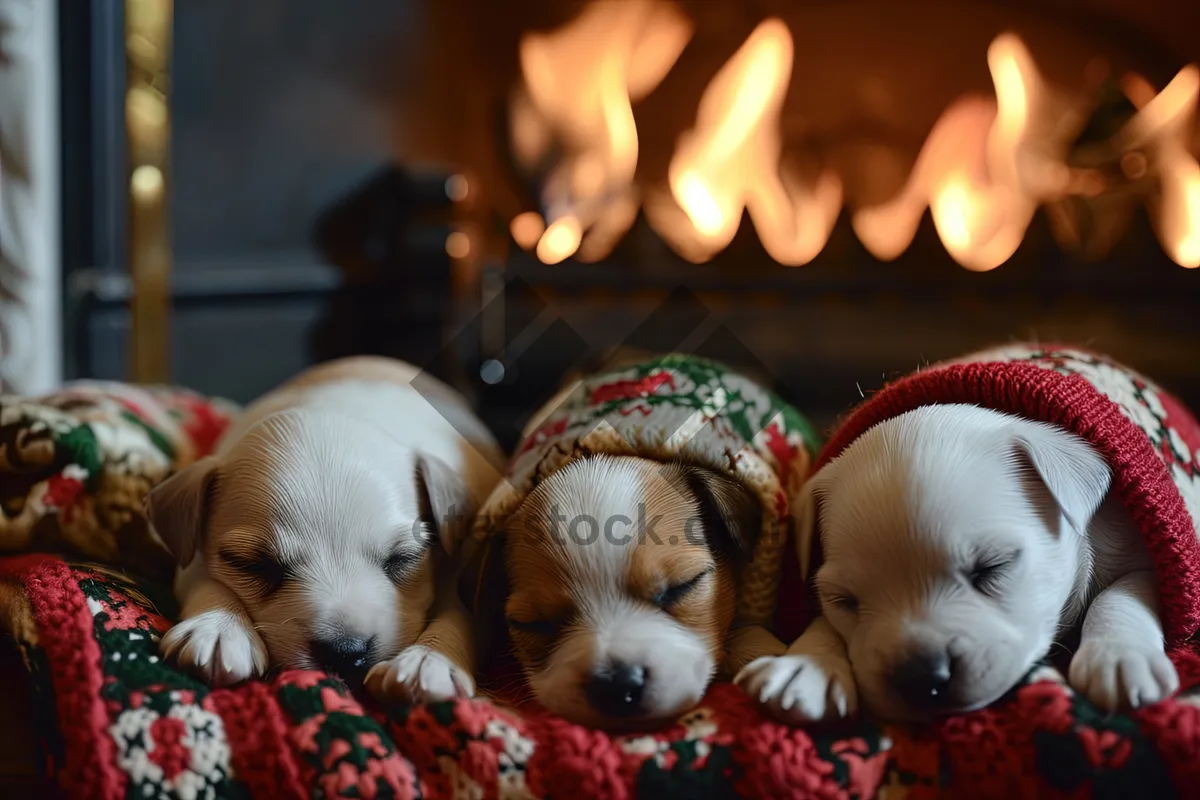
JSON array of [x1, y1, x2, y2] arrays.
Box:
[[512, 4, 1200, 271], [1121, 66, 1200, 268], [513, 0, 692, 264], [648, 18, 841, 265], [853, 34, 1068, 271]]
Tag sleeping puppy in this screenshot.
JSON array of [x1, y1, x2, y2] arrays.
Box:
[[467, 352, 807, 729], [481, 454, 759, 728], [737, 403, 1178, 723], [146, 356, 504, 703]]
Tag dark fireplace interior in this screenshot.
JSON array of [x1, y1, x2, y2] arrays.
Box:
[[61, 0, 1200, 451]]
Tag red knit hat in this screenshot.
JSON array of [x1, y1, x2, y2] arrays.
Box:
[[775, 344, 1200, 647]]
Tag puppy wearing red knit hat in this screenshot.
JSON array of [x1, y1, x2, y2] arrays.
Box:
[[736, 344, 1200, 724]]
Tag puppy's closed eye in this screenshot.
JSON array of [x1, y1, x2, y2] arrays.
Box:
[[221, 549, 288, 595], [653, 569, 712, 609], [383, 550, 421, 584], [823, 590, 859, 614], [966, 549, 1023, 596]]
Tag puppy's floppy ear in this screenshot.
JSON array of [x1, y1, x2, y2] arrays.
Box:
[[415, 454, 475, 556], [458, 532, 510, 668], [793, 466, 828, 578], [1009, 420, 1112, 536], [145, 456, 220, 568], [674, 465, 762, 564]]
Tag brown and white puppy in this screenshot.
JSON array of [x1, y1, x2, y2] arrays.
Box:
[[494, 455, 759, 728], [147, 357, 504, 703]]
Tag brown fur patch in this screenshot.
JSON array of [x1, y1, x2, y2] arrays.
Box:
[[502, 513, 575, 671], [0, 578, 36, 646], [628, 539, 736, 663], [395, 551, 436, 647], [500, 459, 739, 673]]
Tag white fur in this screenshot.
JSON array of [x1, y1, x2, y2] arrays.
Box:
[[366, 644, 475, 703], [737, 404, 1179, 722], [154, 361, 502, 701]]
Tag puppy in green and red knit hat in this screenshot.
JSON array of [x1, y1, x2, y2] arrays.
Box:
[[463, 352, 819, 727]]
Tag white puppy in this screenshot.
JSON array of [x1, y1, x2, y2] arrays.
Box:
[[146, 357, 504, 703], [737, 404, 1179, 722]]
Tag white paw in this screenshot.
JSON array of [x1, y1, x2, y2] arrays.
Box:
[[735, 653, 858, 725], [1069, 639, 1179, 712], [160, 609, 268, 687], [365, 645, 475, 704]]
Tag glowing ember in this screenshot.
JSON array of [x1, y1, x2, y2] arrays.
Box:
[[444, 231, 471, 259], [515, 0, 692, 265], [675, 172, 725, 237], [536, 216, 583, 265], [510, 211, 546, 250]]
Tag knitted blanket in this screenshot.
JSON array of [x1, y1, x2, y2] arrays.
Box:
[[6, 373, 1200, 798], [0, 382, 237, 578]]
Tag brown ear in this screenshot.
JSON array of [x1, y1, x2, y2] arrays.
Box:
[[415, 454, 476, 556], [672, 464, 762, 565], [144, 456, 220, 568], [457, 532, 510, 669], [792, 466, 828, 578]]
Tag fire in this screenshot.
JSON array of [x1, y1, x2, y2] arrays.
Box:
[[510, 211, 546, 251], [536, 217, 583, 265], [510, 2, 1200, 270], [1120, 66, 1200, 268], [649, 18, 841, 265], [513, 0, 692, 264], [851, 96, 997, 264], [855, 34, 1067, 271]]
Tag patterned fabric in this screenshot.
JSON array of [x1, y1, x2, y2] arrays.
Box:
[[472, 354, 820, 627], [9, 554, 1200, 798], [0, 382, 239, 578], [6, 367, 1200, 798]]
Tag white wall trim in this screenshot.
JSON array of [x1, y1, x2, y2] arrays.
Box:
[[0, 0, 62, 394]]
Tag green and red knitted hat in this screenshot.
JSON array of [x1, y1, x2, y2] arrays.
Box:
[[777, 344, 1200, 646], [471, 354, 821, 629]]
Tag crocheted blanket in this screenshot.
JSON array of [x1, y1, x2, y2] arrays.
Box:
[[5, 375, 1200, 798], [0, 382, 237, 578]]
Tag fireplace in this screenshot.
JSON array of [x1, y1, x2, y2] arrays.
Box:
[[59, 0, 1200, 452], [406, 0, 1200, 448]]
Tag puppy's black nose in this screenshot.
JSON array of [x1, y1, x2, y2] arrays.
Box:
[[310, 635, 375, 683], [586, 662, 647, 717], [891, 648, 954, 711]]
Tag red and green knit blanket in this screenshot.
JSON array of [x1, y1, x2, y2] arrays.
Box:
[[4, 374, 1200, 798]]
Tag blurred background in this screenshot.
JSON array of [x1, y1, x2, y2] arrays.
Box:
[[4, 0, 1200, 450]]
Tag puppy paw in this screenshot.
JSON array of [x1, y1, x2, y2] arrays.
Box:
[[365, 645, 475, 705], [1069, 639, 1179, 712], [735, 653, 858, 724], [160, 610, 268, 687]]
